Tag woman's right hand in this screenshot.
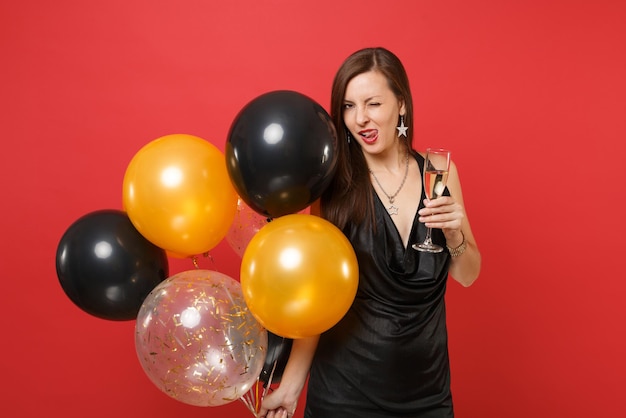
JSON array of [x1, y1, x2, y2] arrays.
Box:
[[257, 335, 320, 418], [257, 386, 298, 418]]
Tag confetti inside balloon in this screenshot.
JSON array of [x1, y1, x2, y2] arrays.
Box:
[[226, 197, 312, 258], [226, 198, 271, 258], [135, 269, 267, 407]]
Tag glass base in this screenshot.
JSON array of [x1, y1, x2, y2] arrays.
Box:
[[412, 242, 444, 253]]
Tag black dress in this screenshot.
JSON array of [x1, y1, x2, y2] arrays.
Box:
[[304, 153, 453, 418]]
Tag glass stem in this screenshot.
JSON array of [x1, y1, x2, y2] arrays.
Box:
[[424, 227, 434, 245]]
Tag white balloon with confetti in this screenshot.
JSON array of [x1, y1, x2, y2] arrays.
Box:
[[135, 269, 267, 407]]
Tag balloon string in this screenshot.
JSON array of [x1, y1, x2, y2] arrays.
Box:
[[239, 393, 256, 417], [240, 378, 266, 417], [262, 356, 279, 399], [255, 379, 260, 413], [191, 256, 199, 269]]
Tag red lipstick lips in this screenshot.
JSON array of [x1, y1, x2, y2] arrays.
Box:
[[359, 129, 378, 144]]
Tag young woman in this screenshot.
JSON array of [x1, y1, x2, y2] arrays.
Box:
[[259, 47, 481, 418]]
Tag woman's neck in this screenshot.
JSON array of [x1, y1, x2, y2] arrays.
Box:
[[365, 144, 409, 174]]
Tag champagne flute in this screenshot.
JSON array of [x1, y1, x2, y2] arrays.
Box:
[[413, 148, 451, 253]]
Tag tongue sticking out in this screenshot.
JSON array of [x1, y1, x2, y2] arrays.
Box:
[[360, 130, 378, 144]]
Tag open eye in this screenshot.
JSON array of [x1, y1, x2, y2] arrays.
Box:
[[343, 103, 354, 110]]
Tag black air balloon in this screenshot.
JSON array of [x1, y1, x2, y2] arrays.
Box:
[[56, 209, 168, 320], [259, 332, 293, 386], [226, 90, 338, 218]]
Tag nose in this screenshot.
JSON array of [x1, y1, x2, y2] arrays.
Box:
[[355, 105, 369, 126]]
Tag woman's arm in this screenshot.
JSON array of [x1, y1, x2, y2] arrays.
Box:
[[257, 335, 320, 418], [258, 201, 324, 417], [419, 160, 481, 286]]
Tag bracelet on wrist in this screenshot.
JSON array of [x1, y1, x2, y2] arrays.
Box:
[[446, 231, 467, 258]]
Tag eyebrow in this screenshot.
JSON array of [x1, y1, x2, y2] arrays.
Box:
[[344, 95, 383, 103]]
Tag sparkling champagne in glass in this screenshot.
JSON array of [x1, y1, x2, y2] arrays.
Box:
[[413, 148, 451, 253]]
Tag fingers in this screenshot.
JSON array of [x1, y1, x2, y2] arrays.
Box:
[[261, 406, 295, 418], [419, 197, 464, 229], [420, 197, 456, 217], [257, 386, 298, 418], [264, 407, 290, 418]]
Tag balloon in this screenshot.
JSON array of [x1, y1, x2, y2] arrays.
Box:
[[240, 214, 359, 339], [259, 332, 293, 387], [225, 198, 271, 258], [123, 133, 238, 257], [135, 269, 267, 407], [226, 198, 311, 258], [56, 209, 168, 321], [226, 90, 338, 218]]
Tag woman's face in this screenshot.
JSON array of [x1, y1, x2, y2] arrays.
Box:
[[343, 70, 405, 154]]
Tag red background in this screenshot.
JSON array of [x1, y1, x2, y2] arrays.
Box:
[[2, 1, 625, 417]]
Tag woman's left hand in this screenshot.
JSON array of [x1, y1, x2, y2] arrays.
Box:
[[418, 196, 464, 233]]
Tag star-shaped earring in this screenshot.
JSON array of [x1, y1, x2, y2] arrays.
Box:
[[396, 115, 408, 138]]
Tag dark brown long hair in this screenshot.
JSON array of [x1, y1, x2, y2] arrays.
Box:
[[321, 47, 414, 230]]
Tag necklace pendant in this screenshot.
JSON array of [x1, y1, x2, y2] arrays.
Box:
[[387, 204, 399, 215]]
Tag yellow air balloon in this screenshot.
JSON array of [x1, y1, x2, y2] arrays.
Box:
[[123, 134, 238, 257], [241, 214, 359, 339]]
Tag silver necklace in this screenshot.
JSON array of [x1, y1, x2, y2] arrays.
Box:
[[369, 153, 409, 215]]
